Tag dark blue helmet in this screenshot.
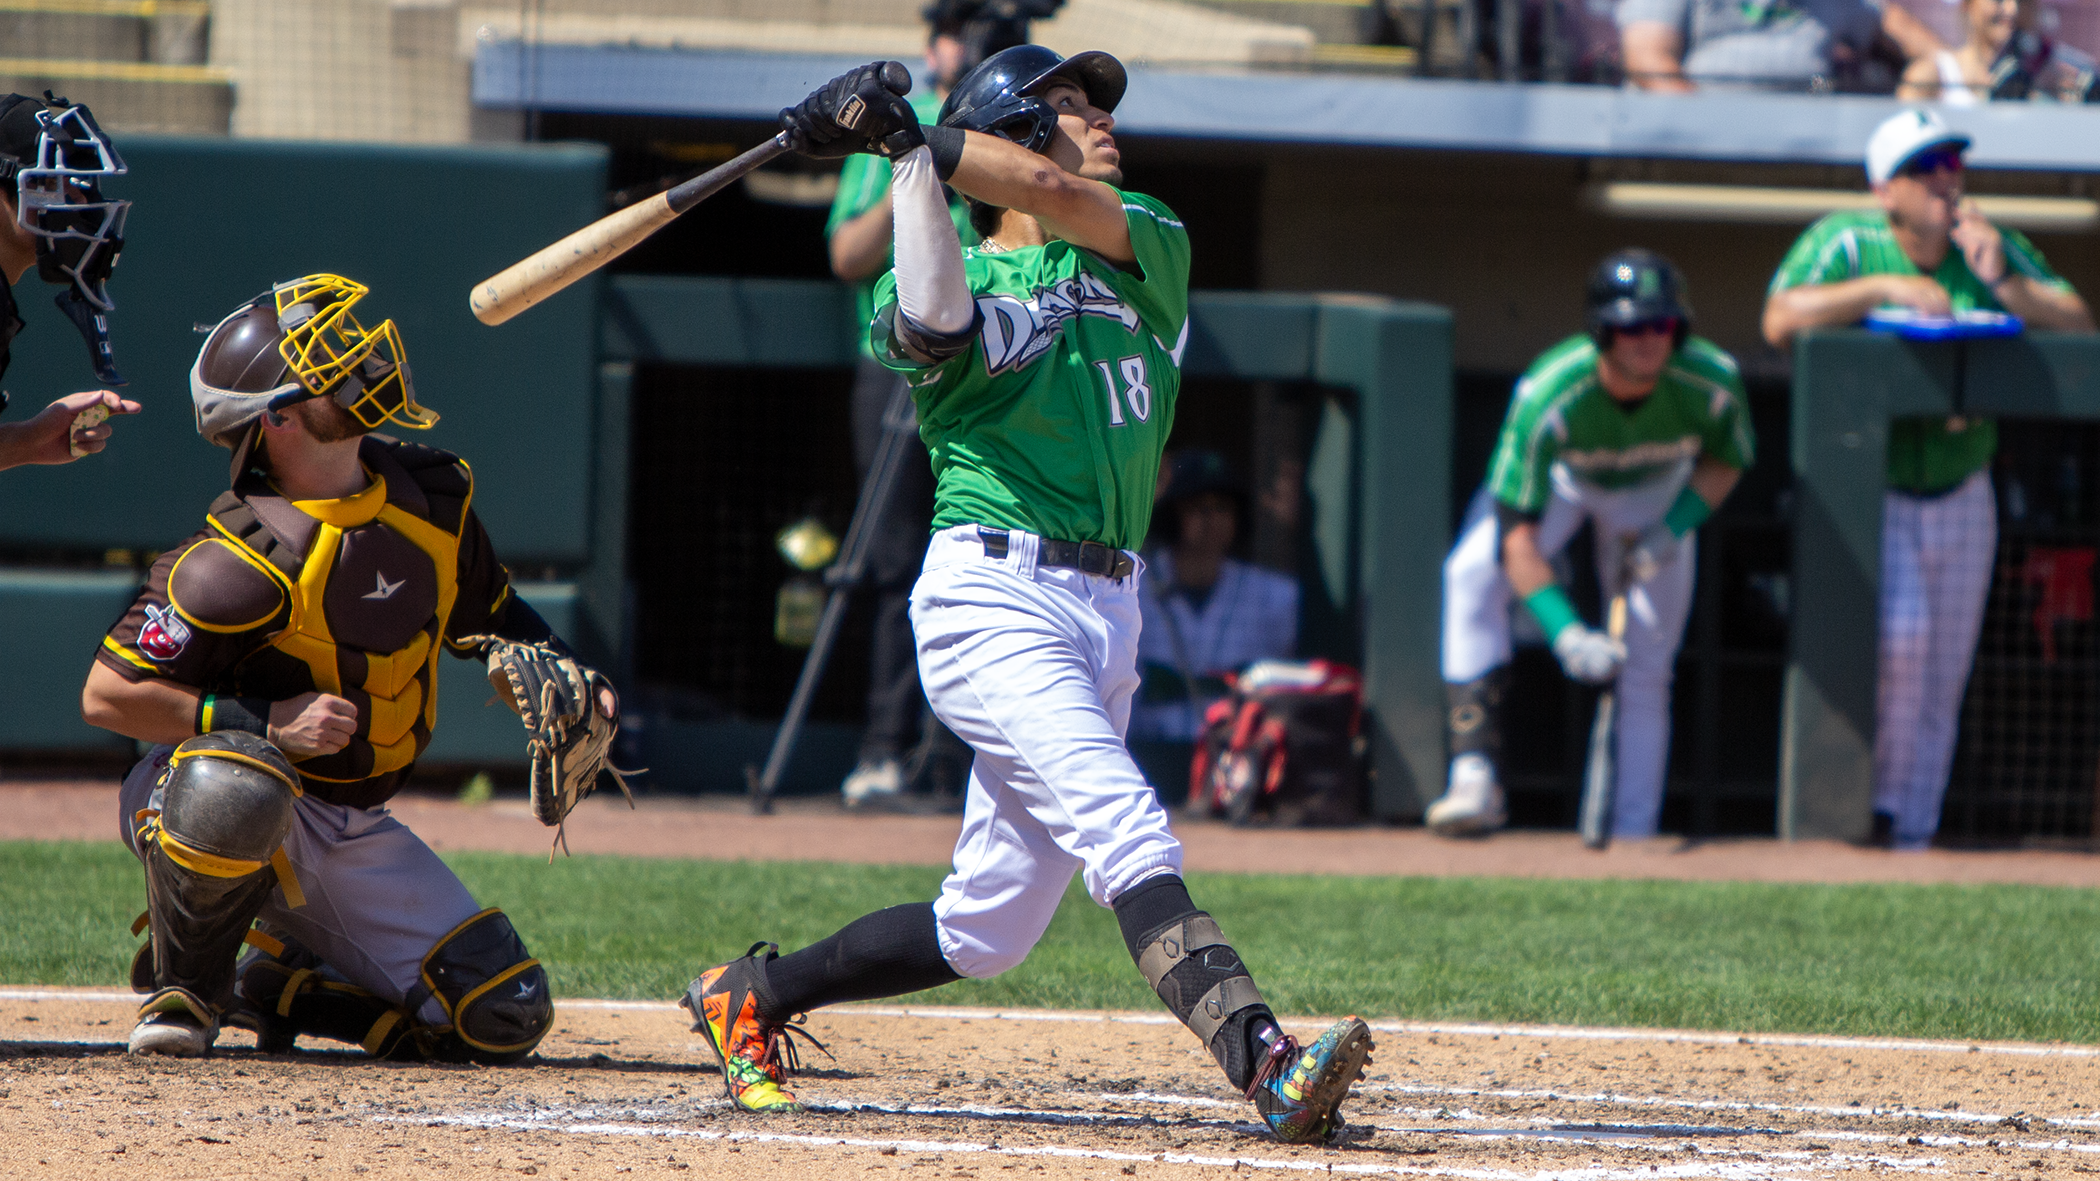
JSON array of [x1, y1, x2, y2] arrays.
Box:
[[937, 44, 1126, 154], [1585, 248, 1692, 349]]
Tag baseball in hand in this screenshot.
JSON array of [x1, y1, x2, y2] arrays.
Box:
[[69, 405, 109, 458]]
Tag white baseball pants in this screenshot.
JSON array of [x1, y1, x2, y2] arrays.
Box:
[[1873, 473, 1996, 849], [119, 748, 483, 1027], [914, 525, 1183, 979], [1441, 468, 1697, 838]]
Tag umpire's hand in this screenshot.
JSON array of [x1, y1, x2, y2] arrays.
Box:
[[270, 691, 359, 758], [0, 389, 140, 469], [781, 61, 916, 159]]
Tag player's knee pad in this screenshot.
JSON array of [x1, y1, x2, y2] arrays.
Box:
[[405, 909, 551, 1066], [134, 733, 302, 1016], [1115, 877, 1273, 1090], [237, 939, 417, 1059], [1446, 669, 1507, 761]]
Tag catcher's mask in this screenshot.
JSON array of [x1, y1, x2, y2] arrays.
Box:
[[192, 274, 436, 479], [0, 92, 129, 385]]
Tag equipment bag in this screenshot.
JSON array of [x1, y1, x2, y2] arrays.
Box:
[[1188, 659, 1364, 827]]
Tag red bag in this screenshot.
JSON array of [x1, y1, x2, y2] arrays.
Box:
[[1188, 659, 1364, 827]]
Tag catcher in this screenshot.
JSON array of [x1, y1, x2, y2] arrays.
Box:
[[79, 274, 626, 1060]]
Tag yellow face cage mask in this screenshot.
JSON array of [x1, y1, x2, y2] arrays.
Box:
[[272, 274, 438, 431]]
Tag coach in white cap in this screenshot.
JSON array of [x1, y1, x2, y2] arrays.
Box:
[[1763, 108, 2093, 850]]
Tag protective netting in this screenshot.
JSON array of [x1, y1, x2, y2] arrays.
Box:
[[1943, 420, 2100, 844]]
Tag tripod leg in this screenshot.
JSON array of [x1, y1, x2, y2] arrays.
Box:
[[750, 379, 921, 813]]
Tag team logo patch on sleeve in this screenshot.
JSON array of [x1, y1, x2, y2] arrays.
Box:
[[138, 604, 193, 661]]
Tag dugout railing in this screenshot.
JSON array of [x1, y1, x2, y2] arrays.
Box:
[[1782, 330, 2100, 841]]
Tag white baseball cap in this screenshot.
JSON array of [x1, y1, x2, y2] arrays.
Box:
[[1866, 108, 1971, 186]]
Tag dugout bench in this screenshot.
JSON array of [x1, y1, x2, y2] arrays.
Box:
[[1782, 330, 2100, 841]]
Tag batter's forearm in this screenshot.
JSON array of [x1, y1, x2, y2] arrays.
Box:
[[938, 128, 1130, 261], [1500, 524, 1555, 599], [81, 661, 201, 744]]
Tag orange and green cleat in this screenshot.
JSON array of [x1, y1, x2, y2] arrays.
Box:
[[1248, 1016, 1375, 1144], [679, 942, 822, 1113]]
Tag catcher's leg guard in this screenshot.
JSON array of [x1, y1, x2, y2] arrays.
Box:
[[131, 733, 301, 1056], [403, 908, 552, 1065], [1114, 875, 1279, 1091], [236, 937, 417, 1059]]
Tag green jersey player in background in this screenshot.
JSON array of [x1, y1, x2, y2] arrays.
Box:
[[1428, 250, 1754, 839], [676, 49, 1375, 1144]]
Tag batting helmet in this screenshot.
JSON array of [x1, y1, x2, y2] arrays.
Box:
[[1585, 249, 1692, 351], [937, 43, 1126, 153]]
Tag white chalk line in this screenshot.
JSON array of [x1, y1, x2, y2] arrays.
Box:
[[386, 1109, 1945, 1179], [1359, 1080, 2068, 1130], [11, 990, 2094, 1062]]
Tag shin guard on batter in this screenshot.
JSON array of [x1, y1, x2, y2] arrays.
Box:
[[130, 733, 301, 1057], [1115, 875, 1280, 1092], [403, 908, 552, 1065]]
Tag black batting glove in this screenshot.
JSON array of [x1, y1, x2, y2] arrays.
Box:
[[779, 61, 913, 160], [871, 96, 928, 159]]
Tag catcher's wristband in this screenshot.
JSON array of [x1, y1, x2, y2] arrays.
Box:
[[197, 693, 271, 739]]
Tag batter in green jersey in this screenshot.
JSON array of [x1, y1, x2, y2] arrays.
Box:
[[871, 188, 1188, 551], [681, 49, 1376, 1146], [1431, 249, 1752, 841], [1762, 108, 2093, 851]]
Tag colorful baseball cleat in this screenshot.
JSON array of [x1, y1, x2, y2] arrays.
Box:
[[680, 942, 824, 1113], [1247, 1016, 1375, 1144]]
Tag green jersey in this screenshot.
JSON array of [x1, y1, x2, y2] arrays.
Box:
[[826, 89, 975, 359], [1769, 209, 2073, 493], [871, 190, 1192, 551], [1487, 334, 1754, 515]]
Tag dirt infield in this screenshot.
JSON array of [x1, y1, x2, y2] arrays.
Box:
[[10, 777, 2100, 886], [6, 989, 2100, 1180]]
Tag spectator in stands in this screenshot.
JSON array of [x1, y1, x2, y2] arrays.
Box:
[[1131, 450, 1300, 746], [1620, 0, 1941, 92], [1763, 108, 2095, 850], [1898, 0, 2100, 103]]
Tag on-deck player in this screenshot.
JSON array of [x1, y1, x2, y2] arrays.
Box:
[[1763, 109, 2093, 849], [678, 50, 1375, 1144], [0, 92, 137, 466], [1426, 250, 1753, 839], [82, 275, 615, 1060]]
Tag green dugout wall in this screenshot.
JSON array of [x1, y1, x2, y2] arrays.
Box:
[[1782, 330, 2100, 840], [598, 277, 1454, 819], [0, 133, 1453, 809]]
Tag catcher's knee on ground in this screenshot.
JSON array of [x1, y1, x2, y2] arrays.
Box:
[[130, 733, 301, 1047], [1114, 874, 1279, 1092], [400, 908, 552, 1065]]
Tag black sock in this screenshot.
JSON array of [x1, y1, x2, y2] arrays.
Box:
[[1113, 875, 1283, 1092], [756, 902, 962, 1023]]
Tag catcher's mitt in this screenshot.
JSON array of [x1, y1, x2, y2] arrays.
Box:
[[477, 639, 639, 855]]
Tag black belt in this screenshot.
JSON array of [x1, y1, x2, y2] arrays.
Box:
[[977, 527, 1135, 580]]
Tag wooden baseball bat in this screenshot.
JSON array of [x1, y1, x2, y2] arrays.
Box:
[[470, 133, 790, 326], [1577, 587, 1630, 850]]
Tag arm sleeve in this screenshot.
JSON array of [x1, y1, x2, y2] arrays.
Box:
[[443, 509, 569, 658], [891, 144, 977, 342], [97, 535, 280, 687]]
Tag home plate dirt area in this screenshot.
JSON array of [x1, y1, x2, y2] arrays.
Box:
[[6, 991, 2100, 1180]]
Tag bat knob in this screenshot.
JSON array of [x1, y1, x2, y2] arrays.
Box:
[[879, 60, 912, 96]]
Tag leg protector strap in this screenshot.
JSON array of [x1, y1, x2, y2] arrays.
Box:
[[403, 908, 551, 1065], [1115, 876, 1276, 1089], [237, 945, 417, 1059], [1446, 669, 1507, 761]]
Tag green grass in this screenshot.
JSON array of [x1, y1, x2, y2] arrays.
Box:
[[9, 839, 2100, 1044]]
